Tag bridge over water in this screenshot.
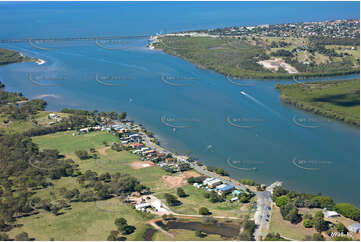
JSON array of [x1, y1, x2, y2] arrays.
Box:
[[0, 35, 151, 43]]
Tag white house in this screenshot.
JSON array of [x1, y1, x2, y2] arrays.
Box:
[[348, 223, 360, 233], [323, 208, 339, 218]]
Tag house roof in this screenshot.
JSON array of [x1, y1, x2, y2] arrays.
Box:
[[216, 184, 234, 191]]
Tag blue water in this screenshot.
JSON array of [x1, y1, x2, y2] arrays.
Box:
[[0, 2, 359, 205]]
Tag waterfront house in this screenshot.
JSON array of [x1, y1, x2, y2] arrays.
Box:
[[232, 190, 243, 196], [322, 208, 339, 218], [348, 223, 360, 233], [215, 184, 235, 195], [207, 179, 222, 188]]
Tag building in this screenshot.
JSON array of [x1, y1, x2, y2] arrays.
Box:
[[348, 223, 360, 233], [215, 184, 235, 194], [135, 202, 150, 211], [193, 183, 202, 188], [323, 209, 339, 218], [203, 178, 222, 188], [232, 190, 243, 196]]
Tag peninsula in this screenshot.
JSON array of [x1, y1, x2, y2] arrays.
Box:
[[150, 19, 360, 79]]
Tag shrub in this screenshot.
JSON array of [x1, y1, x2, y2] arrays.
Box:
[[199, 207, 210, 215], [303, 219, 313, 228]]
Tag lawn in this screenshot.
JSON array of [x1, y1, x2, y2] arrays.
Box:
[[8, 197, 152, 241], [268, 204, 316, 240], [32, 130, 118, 154], [155, 184, 246, 218]]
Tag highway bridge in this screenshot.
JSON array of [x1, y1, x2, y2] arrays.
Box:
[[0, 35, 150, 43]]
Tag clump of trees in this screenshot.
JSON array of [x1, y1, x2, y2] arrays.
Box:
[[176, 188, 187, 198], [334, 203, 360, 221], [107, 217, 135, 241], [239, 178, 255, 186], [164, 193, 181, 206]]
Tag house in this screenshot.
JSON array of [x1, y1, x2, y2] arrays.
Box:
[[79, 127, 90, 133], [130, 143, 144, 149], [215, 184, 235, 194], [207, 179, 222, 188], [135, 202, 150, 211], [348, 223, 360, 233], [193, 183, 202, 188], [323, 209, 339, 218], [49, 113, 58, 119], [203, 178, 214, 185]]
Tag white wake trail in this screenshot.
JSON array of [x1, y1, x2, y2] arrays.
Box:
[[240, 91, 280, 117]]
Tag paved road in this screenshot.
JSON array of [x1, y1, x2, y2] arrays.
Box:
[[253, 190, 272, 240], [253, 181, 282, 240]]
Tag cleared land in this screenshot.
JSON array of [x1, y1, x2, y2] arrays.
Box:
[[276, 79, 360, 126]]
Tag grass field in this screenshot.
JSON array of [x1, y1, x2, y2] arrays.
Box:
[[268, 204, 316, 240], [277, 79, 360, 126], [156, 184, 246, 218], [32, 130, 118, 154], [15, 130, 247, 240]]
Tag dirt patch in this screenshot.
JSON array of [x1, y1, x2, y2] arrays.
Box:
[[129, 161, 155, 169], [98, 146, 110, 156], [181, 170, 201, 179], [162, 175, 187, 188], [257, 58, 298, 74]]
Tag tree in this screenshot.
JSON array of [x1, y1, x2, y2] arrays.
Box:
[[311, 233, 325, 241], [195, 230, 207, 238], [164, 193, 181, 206], [120, 225, 135, 235], [275, 195, 290, 207], [335, 223, 347, 233], [115, 217, 127, 229], [310, 196, 334, 209], [272, 186, 288, 200], [303, 219, 313, 228], [285, 207, 302, 224], [15, 232, 30, 241], [75, 150, 89, 160], [239, 178, 255, 186], [118, 112, 127, 121], [199, 207, 210, 215], [0, 233, 9, 241], [334, 203, 360, 221], [264, 233, 286, 241], [312, 211, 328, 232], [176, 188, 187, 198]]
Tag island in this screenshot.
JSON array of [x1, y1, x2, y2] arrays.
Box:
[[150, 19, 360, 79]]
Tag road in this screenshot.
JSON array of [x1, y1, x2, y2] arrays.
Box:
[[253, 181, 282, 240]]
